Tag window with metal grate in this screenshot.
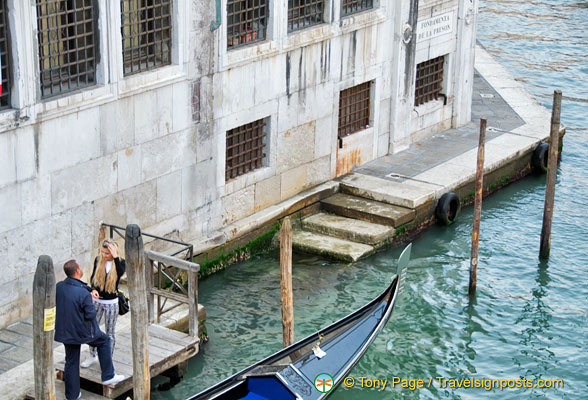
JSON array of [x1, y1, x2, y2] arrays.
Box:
[[288, 0, 324, 32], [338, 81, 371, 137], [227, 0, 267, 49], [121, 0, 172, 76], [36, 0, 98, 98], [0, 0, 12, 109], [415, 55, 444, 107], [341, 0, 373, 17], [226, 118, 267, 181]]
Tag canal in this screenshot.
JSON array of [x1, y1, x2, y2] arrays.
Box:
[[154, 1, 588, 398]]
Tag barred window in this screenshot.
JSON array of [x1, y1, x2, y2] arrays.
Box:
[[226, 118, 267, 181], [0, 0, 12, 109], [227, 0, 267, 49], [341, 0, 373, 17], [36, 0, 98, 98], [415, 55, 444, 106], [121, 0, 172, 76], [288, 0, 324, 32], [338, 81, 371, 137]]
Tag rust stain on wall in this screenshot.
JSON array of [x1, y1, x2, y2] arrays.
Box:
[[336, 148, 362, 176]]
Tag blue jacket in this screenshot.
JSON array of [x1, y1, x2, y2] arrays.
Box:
[[55, 277, 99, 344]]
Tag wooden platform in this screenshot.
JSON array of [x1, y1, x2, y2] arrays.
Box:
[[26, 380, 107, 400], [54, 324, 199, 398]]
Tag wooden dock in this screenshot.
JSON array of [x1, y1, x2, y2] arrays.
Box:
[[53, 325, 199, 398], [24, 224, 204, 399]]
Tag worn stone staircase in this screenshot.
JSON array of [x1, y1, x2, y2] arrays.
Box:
[[291, 192, 415, 262]]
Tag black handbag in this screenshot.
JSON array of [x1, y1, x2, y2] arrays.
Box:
[[117, 290, 130, 315]]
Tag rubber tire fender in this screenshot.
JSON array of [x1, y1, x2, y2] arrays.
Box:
[[532, 143, 549, 173], [435, 192, 461, 225]]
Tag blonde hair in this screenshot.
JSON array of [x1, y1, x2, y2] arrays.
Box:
[[92, 240, 119, 293]]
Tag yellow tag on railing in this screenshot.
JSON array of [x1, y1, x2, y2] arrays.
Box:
[[44, 307, 56, 331]]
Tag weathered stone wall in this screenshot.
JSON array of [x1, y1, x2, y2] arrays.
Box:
[[0, 0, 216, 328], [0, 0, 476, 328]]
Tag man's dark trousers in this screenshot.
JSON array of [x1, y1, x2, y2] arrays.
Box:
[[63, 331, 114, 400]]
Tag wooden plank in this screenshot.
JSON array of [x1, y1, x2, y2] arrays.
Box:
[[55, 336, 198, 399], [150, 288, 189, 304], [148, 324, 198, 346], [144, 250, 200, 272], [188, 269, 199, 337], [280, 217, 294, 347], [147, 259, 155, 324], [540, 90, 562, 258], [125, 224, 150, 399], [26, 379, 106, 400], [469, 118, 486, 296], [33, 255, 56, 400]]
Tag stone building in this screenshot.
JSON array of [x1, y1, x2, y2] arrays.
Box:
[[0, 0, 477, 328]]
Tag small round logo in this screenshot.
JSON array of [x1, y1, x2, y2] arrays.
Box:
[[314, 373, 334, 393]]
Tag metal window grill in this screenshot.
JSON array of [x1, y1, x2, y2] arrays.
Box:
[[338, 81, 371, 137], [415, 55, 444, 106], [0, 0, 12, 110], [121, 0, 172, 76], [341, 0, 373, 17], [227, 0, 267, 49], [288, 0, 324, 32], [226, 118, 266, 181], [36, 0, 98, 98]]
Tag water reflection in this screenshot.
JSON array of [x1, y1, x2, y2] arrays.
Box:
[[513, 260, 553, 385]]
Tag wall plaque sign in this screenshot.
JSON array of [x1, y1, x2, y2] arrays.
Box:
[[417, 11, 455, 42]]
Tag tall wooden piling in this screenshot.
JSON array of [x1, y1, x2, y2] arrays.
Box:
[[33, 255, 56, 400], [469, 118, 486, 296], [125, 224, 150, 399], [540, 90, 562, 259], [280, 217, 294, 348]]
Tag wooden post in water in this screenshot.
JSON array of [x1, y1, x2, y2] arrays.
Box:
[[540, 90, 562, 259], [280, 217, 294, 348], [33, 255, 56, 400], [469, 118, 486, 296], [125, 224, 150, 399]]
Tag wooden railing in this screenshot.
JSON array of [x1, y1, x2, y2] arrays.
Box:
[[100, 222, 199, 337], [144, 250, 200, 337]]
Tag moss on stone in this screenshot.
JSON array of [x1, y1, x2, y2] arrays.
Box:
[[197, 222, 280, 279]]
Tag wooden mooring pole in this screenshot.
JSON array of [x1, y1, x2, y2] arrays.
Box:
[[540, 90, 562, 259], [469, 118, 486, 296], [280, 217, 294, 348], [125, 224, 150, 399], [33, 255, 56, 400]]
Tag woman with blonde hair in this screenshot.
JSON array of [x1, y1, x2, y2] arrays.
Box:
[[81, 239, 126, 368]]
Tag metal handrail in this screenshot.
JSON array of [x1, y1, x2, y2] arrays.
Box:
[[100, 222, 193, 261]]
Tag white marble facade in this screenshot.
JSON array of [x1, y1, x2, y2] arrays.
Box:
[[0, 0, 477, 327]]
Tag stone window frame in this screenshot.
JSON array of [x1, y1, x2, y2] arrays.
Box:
[[414, 55, 445, 107], [120, 0, 173, 76], [338, 80, 373, 137], [225, 117, 269, 182], [287, 0, 325, 33], [341, 0, 374, 18], [0, 0, 188, 134], [35, 0, 100, 99], [226, 0, 268, 50], [0, 0, 13, 110]]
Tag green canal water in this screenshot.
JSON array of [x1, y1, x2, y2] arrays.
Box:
[[154, 1, 587, 398]]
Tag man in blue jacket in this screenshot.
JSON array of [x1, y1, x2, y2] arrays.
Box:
[[55, 259, 124, 400]]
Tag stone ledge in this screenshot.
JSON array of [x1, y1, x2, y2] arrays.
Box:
[[292, 230, 374, 262], [302, 213, 394, 245]]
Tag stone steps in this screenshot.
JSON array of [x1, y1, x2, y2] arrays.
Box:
[[302, 212, 394, 245], [292, 230, 374, 262], [321, 193, 415, 227]]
